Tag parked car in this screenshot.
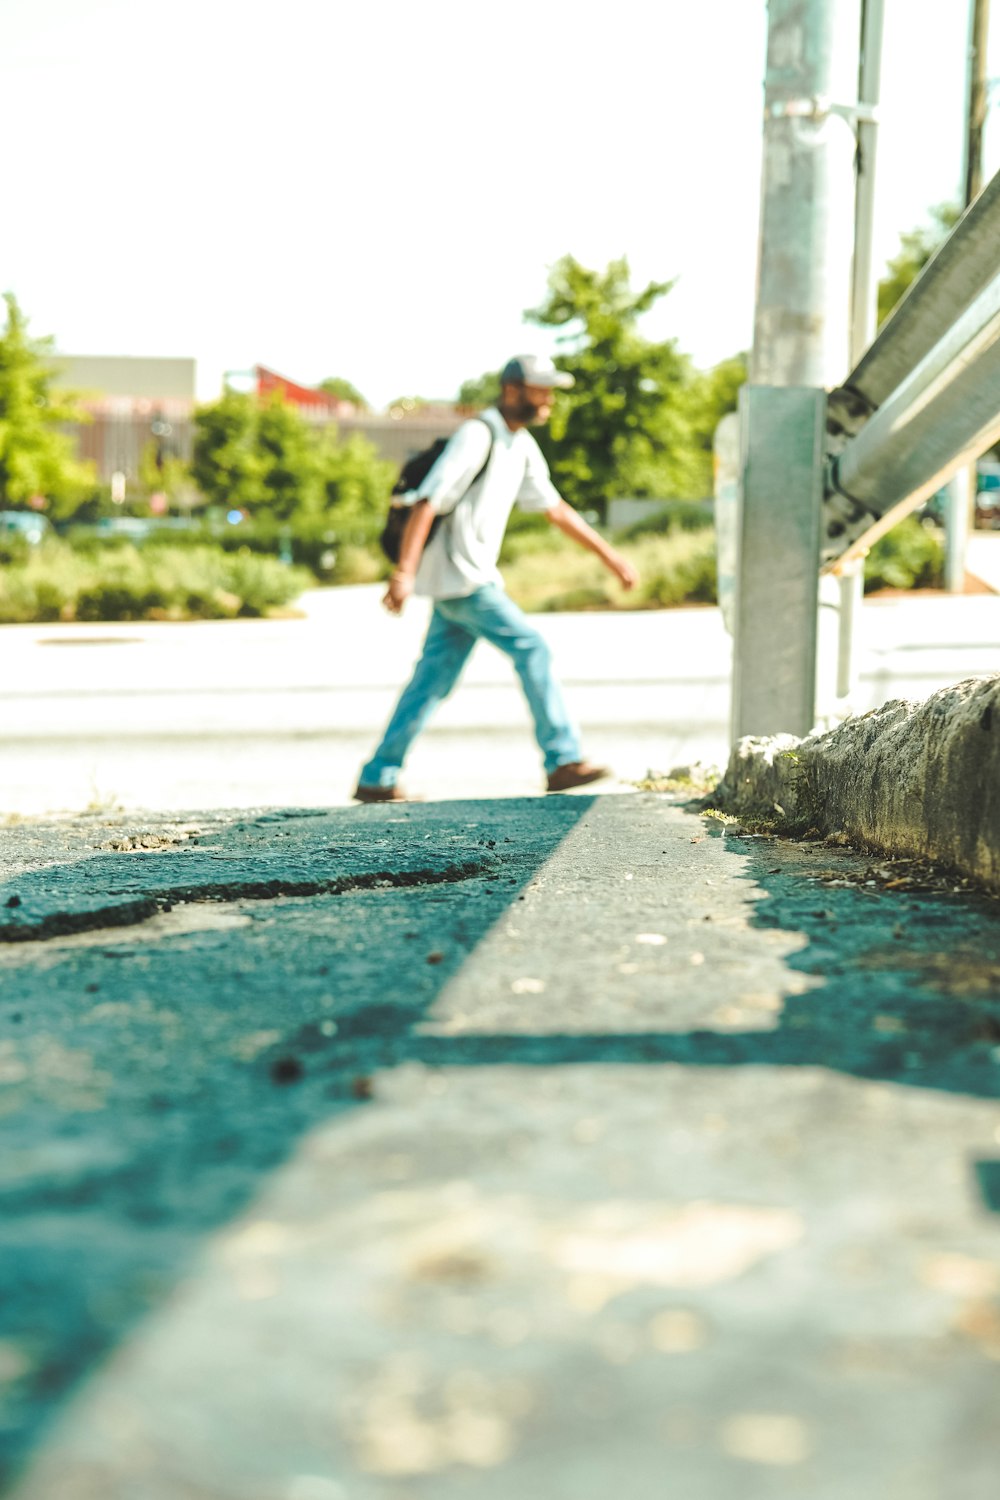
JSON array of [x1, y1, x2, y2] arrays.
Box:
[[976, 498, 1000, 529], [93, 516, 159, 541], [977, 461, 1000, 529], [90, 516, 214, 542], [0, 510, 52, 545], [921, 466, 1000, 530]]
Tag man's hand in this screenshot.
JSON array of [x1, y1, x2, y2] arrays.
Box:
[[607, 552, 639, 590], [546, 500, 639, 590], [385, 500, 436, 614], [383, 570, 414, 615]]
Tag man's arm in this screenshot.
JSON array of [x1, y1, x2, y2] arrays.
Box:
[[383, 500, 436, 615], [382, 418, 494, 616], [546, 500, 639, 590]]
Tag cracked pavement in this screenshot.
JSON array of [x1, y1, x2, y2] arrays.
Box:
[[1, 793, 1000, 1499]]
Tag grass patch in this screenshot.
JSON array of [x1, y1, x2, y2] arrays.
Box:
[[632, 761, 721, 795]]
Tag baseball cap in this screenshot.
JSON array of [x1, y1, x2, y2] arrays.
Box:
[[500, 353, 574, 390]]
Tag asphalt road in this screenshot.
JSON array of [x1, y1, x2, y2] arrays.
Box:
[[1, 578, 999, 816], [2, 551, 999, 1495], [1, 795, 999, 1497]]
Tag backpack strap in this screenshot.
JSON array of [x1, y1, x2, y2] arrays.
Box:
[[380, 417, 496, 566], [432, 416, 493, 528], [464, 415, 494, 495]]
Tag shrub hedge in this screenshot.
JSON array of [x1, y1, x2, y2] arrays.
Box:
[[0, 509, 948, 625], [503, 530, 718, 613], [862, 515, 944, 593], [0, 540, 311, 623]]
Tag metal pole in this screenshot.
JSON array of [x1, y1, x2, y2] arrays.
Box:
[[967, 0, 991, 205], [734, 0, 861, 742], [850, 0, 885, 368], [734, 387, 827, 740], [944, 466, 972, 592], [945, 0, 991, 591], [751, 0, 862, 387], [831, 0, 884, 714]]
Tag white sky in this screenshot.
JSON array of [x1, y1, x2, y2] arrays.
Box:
[[2, 0, 996, 409]]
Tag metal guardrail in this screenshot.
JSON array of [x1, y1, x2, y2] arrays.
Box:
[[842, 170, 1000, 412], [821, 166, 1000, 567], [824, 269, 1000, 564]]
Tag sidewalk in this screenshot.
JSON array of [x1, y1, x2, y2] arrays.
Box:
[[967, 531, 1000, 593], [2, 791, 1000, 1498], [2, 586, 999, 816]]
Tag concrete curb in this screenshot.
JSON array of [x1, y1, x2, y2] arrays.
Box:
[[714, 674, 1000, 892]]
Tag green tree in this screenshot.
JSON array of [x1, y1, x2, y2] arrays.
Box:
[[0, 293, 94, 516], [194, 394, 324, 524], [457, 370, 501, 408], [685, 352, 748, 489], [877, 202, 961, 326], [192, 391, 266, 512], [315, 427, 395, 543], [318, 376, 368, 409], [256, 396, 321, 523], [193, 391, 394, 543], [524, 255, 703, 509], [138, 440, 195, 511]]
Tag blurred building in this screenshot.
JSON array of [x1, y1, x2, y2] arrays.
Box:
[[249, 364, 466, 466], [342, 405, 466, 467], [252, 364, 345, 418], [53, 355, 197, 489], [52, 356, 472, 495]]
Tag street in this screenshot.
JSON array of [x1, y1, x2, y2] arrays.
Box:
[[1, 562, 999, 816], [1, 553, 999, 1496], [2, 793, 1000, 1497]]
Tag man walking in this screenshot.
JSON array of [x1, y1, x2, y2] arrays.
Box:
[[353, 354, 638, 803]]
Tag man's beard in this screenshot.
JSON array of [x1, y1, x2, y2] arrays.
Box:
[[509, 393, 544, 423]]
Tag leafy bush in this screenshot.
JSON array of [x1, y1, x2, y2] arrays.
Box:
[[503, 530, 717, 613], [327, 542, 385, 585], [310, 506, 722, 606], [614, 499, 715, 540], [132, 515, 385, 584], [863, 516, 944, 593], [0, 540, 312, 623], [0, 543, 82, 621], [190, 393, 395, 561], [635, 531, 718, 606], [499, 512, 567, 567], [0, 534, 31, 567]]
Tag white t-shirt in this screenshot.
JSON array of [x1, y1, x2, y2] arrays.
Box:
[[412, 405, 562, 598]]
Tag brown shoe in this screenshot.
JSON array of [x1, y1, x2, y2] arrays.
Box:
[[353, 782, 416, 804], [546, 761, 611, 793]]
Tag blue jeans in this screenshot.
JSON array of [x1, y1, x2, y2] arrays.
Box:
[[359, 585, 582, 787]]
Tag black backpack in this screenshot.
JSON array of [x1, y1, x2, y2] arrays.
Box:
[[380, 417, 493, 564]]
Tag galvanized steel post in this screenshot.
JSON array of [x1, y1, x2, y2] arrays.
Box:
[[966, 0, 992, 207], [850, 0, 885, 370], [833, 0, 884, 708], [750, 0, 862, 387], [733, 0, 862, 741], [945, 0, 992, 592]]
